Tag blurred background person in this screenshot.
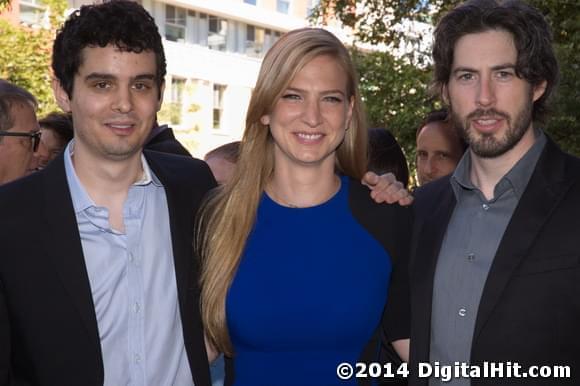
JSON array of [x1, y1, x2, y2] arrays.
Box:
[[0, 79, 42, 185], [204, 141, 240, 185], [415, 108, 467, 185], [368, 127, 410, 188], [33, 111, 74, 169]]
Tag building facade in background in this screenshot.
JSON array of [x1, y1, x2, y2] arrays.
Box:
[[6, 0, 317, 157]]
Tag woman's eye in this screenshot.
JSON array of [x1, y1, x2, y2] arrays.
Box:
[[281, 93, 301, 100]]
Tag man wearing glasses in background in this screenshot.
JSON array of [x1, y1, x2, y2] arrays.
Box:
[[0, 80, 44, 184]]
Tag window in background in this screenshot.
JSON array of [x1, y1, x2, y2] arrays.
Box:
[[165, 4, 186, 42], [276, 0, 290, 14], [213, 84, 226, 129], [19, 0, 47, 26], [197, 12, 209, 46], [243, 0, 257, 5], [168, 77, 186, 125], [245, 25, 265, 57], [171, 78, 186, 105], [208, 16, 228, 51]]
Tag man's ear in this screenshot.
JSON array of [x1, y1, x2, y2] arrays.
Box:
[[157, 80, 165, 112], [52, 78, 71, 113], [532, 80, 547, 103]]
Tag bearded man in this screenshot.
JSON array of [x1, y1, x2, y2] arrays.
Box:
[[381, 1, 580, 385]]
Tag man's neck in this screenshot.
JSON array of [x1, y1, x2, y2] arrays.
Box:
[[469, 127, 536, 200], [71, 144, 144, 232]]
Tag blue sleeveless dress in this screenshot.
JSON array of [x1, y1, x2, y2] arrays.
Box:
[[227, 176, 392, 385]]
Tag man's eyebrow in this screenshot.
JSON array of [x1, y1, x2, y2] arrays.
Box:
[[490, 64, 516, 71], [134, 74, 156, 81], [452, 63, 516, 74], [84, 73, 156, 81], [452, 67, 477, 75], [84, 73, 115, 81]]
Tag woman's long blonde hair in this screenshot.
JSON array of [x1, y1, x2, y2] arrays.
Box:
[[197, 28, 368, 355]]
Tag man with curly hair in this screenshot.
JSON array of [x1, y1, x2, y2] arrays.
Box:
[[0, 2, 214, 385]]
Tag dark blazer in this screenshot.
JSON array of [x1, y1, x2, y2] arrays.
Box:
[[146, 126, 192, 157], [388, 137, 580, 385], [0, 150, 216, 386]]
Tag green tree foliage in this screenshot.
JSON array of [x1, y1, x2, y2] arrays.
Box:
[[312, 0, 580, 157], [353, 49, 434, 159], [531, 0, 580, 155], [0, 21, 56, 114], [0, 0, 67, 116], [0, 0, 10, 11], [311, 0, 438, 50]]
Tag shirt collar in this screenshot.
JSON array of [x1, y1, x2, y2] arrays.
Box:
[[451, 129, 547, 200], [135, 154, 162, 187], [64, 140, 162, 214]]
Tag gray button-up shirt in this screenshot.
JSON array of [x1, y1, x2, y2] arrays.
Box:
[[428, 131, 546, 386]]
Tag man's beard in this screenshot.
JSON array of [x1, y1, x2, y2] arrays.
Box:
[[450, 93, 534, 158]]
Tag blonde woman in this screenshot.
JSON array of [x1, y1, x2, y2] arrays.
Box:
[[198, 28, 411, 385]]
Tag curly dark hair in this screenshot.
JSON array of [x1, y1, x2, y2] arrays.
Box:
[[432, 0, 559, 123], [52, 0, 166, 99]]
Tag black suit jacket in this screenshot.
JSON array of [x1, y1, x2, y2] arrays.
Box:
[[387, 137, 580, 385], [0, 150, 216, 386]]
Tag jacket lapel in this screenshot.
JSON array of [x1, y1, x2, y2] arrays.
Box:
[[145, 151, 212, 386], [39, 155, 102, 352], [473, 138, 577, 341], [412, 183, 456, 363], [145, 152, 193, 321]]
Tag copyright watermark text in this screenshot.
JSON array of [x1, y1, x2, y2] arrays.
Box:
[[337, 362, 571, 381]]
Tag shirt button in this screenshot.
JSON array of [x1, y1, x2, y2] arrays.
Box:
[[133, 302, 140, 314], [482, 203, 490, 211], [134, 354, 141, 364], [467, 253, 475, 261], [458, 308, 467, 317]]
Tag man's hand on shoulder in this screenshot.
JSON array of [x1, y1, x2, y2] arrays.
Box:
[[362, 171, 413, 206]]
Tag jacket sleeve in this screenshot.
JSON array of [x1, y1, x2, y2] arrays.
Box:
[[347, 178, 412, 341], [381, 240, 411, 342], [0, 278, 24, 386]]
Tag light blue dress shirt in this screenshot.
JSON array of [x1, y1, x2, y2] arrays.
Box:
[[64, 142, 194, 386]]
